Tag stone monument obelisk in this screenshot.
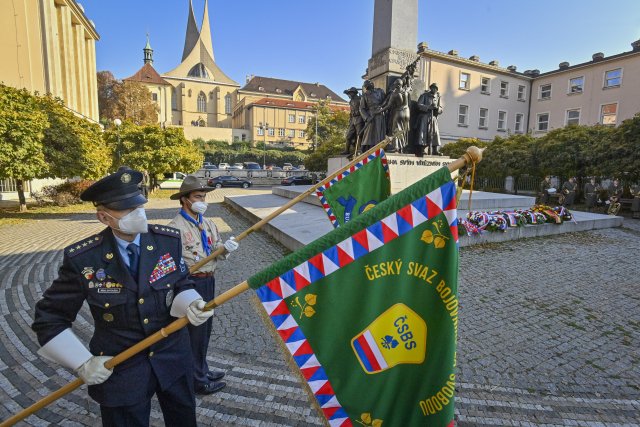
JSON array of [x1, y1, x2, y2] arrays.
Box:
[[365, 0, 419, 92]]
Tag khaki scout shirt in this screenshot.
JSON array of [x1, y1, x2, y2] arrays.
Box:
[[168, 213, 226, 274]]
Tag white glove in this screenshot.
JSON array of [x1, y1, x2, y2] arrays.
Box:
[[186, 299, 214, 326], [76, 356, 114, 385], [223, 237, 239, 253]]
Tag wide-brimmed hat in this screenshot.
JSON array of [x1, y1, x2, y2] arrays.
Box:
[[429, 82, 439, 89], [81, 166, 147, 210], [170, 175, 216, 200], [344, 87, 359, 94]]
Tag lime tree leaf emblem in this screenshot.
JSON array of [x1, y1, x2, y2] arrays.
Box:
[[290, 294, 317, 319], [357, 412, 383, 426], [420, 220, 449, 249]]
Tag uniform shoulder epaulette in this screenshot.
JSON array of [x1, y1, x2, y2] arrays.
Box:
[[65, 234, 103, 257], [150, 224, 181, 238]]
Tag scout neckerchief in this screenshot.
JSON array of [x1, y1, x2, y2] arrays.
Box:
[[179, 209, 212, 256]]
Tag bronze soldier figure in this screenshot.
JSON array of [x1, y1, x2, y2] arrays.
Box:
[[414, 83, 443, 157], [359, 80, 387, 152], [342, 87, 364, 156]]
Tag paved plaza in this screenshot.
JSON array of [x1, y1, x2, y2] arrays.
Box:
[[0, 188, 638, 426]]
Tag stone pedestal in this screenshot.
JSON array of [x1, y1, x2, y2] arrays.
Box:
[[328, 153, 455, 194], [366, 0, 418, 91]]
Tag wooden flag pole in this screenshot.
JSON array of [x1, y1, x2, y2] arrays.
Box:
[[2, 145, 483, 427], [188, 133, 399, 273]]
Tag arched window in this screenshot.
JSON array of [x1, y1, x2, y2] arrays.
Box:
[[224, 93, 232, 115], [188, 63, 209, 78], [197, 92, 206, 112]]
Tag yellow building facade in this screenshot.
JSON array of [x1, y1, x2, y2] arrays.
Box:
[[0, 0, 100, 123], [233, 76, 349, 148]]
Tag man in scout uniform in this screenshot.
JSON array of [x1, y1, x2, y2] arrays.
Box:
[[168, 175, 239, 395], [32, 167, 214, 426]]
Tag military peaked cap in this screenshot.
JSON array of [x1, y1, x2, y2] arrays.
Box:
[[81, 166, 147, 210]]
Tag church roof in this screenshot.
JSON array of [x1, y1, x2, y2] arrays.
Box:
[[250, 97, 349, 112], [241, 76, 346, 103], [124, 63, 171, 86]]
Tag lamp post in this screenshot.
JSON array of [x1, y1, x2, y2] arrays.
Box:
[[258, 121, 269, 169], [114, 118, 122, 166]]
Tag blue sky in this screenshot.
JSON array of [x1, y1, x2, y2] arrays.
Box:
[[82, 0, 640, 94]]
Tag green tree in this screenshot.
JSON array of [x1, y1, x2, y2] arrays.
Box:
[[605, 114, 640, 181], [39, 95, 111, 179], [306, 100, 349, 150], [440, 138, 488, 159], [0, 84, 49, 211], [104, 123, 202, 189]]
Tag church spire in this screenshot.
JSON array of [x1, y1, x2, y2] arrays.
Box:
[[199, 0, 215, 60], [182, 0, 200, 61], [143, 34, 153, 65]]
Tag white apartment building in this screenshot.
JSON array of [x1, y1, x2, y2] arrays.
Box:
[[530, 41, 640, 134], [417, 43, 531, 144], [415, 39, 640, 143]]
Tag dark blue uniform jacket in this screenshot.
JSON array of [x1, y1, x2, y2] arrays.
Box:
[[32, 225, 195, 407]]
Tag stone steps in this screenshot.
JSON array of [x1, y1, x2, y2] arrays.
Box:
[[225, 186, 623, 250]]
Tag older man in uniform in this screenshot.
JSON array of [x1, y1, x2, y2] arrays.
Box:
[[32, 167, 213, 427], [168, 176, 239, 395]]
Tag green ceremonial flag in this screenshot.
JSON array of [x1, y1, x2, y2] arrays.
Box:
[[315, 148, 391, 227], [249, 167, 459, 427]]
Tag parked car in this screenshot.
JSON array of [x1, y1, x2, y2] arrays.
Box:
[[159, 172, 187, 189], [208, 176, 252, 188], [231, 163, 244, 170], [283, 163, 294, 171], [280, 175, 315, 186], [218, 163, 230, 170], [203, 164, 218, 170], [243, 162, 262, 170]]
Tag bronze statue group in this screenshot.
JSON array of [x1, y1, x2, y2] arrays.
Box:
[[342, 58, 443, 158]]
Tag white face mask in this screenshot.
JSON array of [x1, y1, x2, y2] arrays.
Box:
[[105, 207, 148, 235], [189, 200, 208, 214]]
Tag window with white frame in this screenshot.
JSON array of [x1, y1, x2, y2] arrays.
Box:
[[459, 72, 470, 90], [299, 130, 305, 138], [457, 105, 469, 126], [278, 128, 285, 137], [257, 127, 264, 136], [604, 68, 622, 88], [537, 113, 549, 132], [500, 81, 509, 97], [224, 93, 232, 114], [480, 77, 490, 94], [288, 114, 295, 123], [268, 128, 275, 136], [566, 109, 580, 126], [298, 115, 306, 124], [197, 92, 206, 112], [517, 85, 526, 101], [539, 84, 552, 100], [497, 110, 507, 131], [515, 113, 524, 133], [288, 129, 295, 137], [600, 103, 617, 125], [478, 108, 488, 128], [569, 77, 584, 93]]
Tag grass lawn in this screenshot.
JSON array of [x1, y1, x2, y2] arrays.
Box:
[[0, 203, 95, 227]]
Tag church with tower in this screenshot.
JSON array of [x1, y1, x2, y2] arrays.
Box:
[[125, 0, 240, 142], [125, 0, 347, 147]]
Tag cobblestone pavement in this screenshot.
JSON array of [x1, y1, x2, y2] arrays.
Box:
[[0, 190, 638, 426]]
